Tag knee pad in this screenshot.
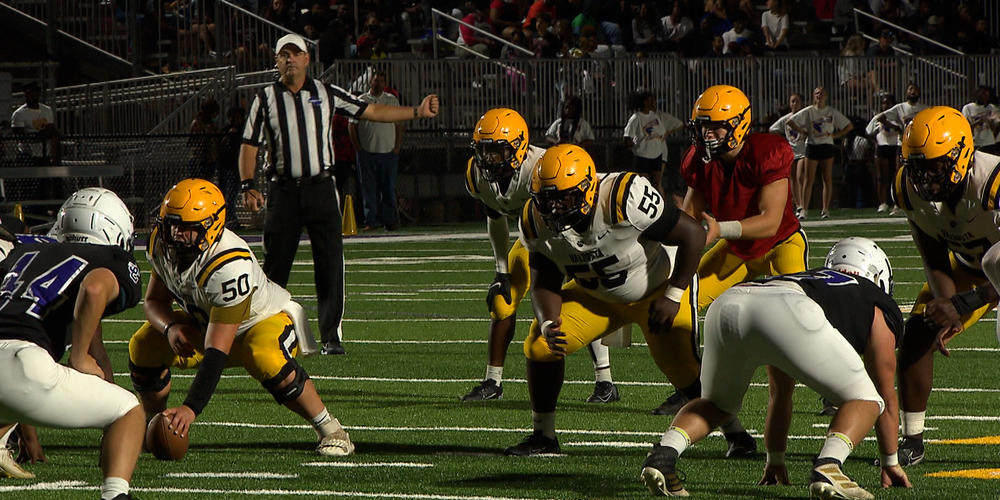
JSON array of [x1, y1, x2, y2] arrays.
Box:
[[129, 361, 170, 393], [263, 361, 310, 405]]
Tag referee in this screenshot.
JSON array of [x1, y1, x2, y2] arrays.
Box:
[[239, 33, 440, 355]]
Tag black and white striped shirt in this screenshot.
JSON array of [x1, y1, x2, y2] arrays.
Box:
[[243, 77, 367, 178]]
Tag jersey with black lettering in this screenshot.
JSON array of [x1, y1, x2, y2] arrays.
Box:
[[147, 227, 291, 332], [745, 267, 903, 353], [465, 145, 545, 219], [0, 242, 142, 360], [519, 172, 681, 303], [893, 151, 1000, 269]]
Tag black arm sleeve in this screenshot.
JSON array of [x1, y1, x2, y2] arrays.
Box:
[[183, 347, 229, 416], [528, 251, 564, 291], [640, 202, 682, 244]]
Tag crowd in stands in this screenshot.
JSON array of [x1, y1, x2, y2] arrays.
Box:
[[141, 0, 1000, 73]]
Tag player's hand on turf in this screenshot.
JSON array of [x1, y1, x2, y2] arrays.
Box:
[[701, 212, 720, 246], [162, 406, 196, 438], [758, 463, 790, 485], [16, 425, 46, 464], [167, 323, 198, 358], [881, 464, 912, 488], [541, 317, 566, 357], [486, 272, 512, 312], [418, 95, 440, 118], [648, 297, 680, 334], [934, 324, 961, 357], [242, 189, 264, 213]]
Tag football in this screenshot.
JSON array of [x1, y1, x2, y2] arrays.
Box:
[[145, 412, 189, 461]]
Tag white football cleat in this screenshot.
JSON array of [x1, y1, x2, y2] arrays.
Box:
[[809, 462, 873, 499], [0, 447, 34, 479], [317, 428, 355, 457]]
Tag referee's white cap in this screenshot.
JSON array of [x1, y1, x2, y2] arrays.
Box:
[[275, 33, 308, 53]]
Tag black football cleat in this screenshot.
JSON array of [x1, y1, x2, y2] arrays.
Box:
[[724, 431, 757, 459], [586, 381, 620, 403], [460, 379, 502, 401], [651, 391, 690, 416], [504, 431, 560, 456]]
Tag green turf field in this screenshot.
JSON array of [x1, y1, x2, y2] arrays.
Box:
[[2, 212, 999, 499]]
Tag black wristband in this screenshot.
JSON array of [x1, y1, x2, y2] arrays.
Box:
[[950, 288, 988, 316], [240, 179, 257, 192], [163, 321, 177, 337], [183, 347, 228, 416]]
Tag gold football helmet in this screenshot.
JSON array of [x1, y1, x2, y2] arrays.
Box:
[[472, 108, 530, 182], [689, 85, 752, 158], [157, 178, 227, 254], [530, 144, 598, 231], [901, 106, 974, 202]]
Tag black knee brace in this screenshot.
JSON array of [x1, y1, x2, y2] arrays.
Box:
[[129, 361, 170, 393], [263, 361, 310, 405]]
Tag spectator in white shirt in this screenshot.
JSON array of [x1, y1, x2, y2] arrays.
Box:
[[660, 0, 693, 51], [545, 96, 595, 148], [865, 94, 899, 214], [769, 92, 807, 215], [761, 0, 790, 52], [788, 86, 853, 220], [962, 85, 1000, 154], [722, 16, 753, 55], [10, 81, 59, 166], [623, 91, 684, 197]]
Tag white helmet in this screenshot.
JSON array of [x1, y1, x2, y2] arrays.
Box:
[[50, 187, 135, 252], [824, 237, 893, 295]]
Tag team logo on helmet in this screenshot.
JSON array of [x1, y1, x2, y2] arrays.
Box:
[[157, 179, 227, 265], [530, 144, 598, 232], [689, 85, 752, 160], [472, 108, 530, 182], [901, 106, 974, 202]]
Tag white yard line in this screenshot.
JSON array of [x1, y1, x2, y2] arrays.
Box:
[[165, 472, 298, 479], [300, 462, 434, 468]]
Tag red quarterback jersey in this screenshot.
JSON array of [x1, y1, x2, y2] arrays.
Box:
[[681, 133, 800, 260]]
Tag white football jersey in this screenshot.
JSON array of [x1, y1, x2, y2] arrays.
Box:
[[465, 145, 545, 219], [519, 172, 674, 303], [147, 228, 292, 333], [894, 151, 1000, 269]]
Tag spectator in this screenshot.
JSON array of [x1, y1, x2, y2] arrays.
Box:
[[761, 0, 790, 52], [704, 34, 726, 57], [962, 85, 1000, 154], [349, 70, 405, 231], [261, 0, 295, 30], [661, 0, 694, 51], [531, 12, 562, 57], [967, 19, 998, 54], [499, 25, 530, 59], [632, 2, 665, 52], [866, 29, 895, 56], [489, 0, 523, 33], [544, 96, 595, 147], [839, 34, 878, 96], [239, 34, 439, 356], [187, 97, 220, 180], [523, 0, 556, 29], [788, 86, 854, 220], [865, 93, 899, 214], [722, 15, 754, 55], [769, 92, 807, 216], [456, 5, 495, 57], [218, 106, 246, 229], [11, 82, 59, 166], [701, 0, 732, 36], [623, 90, 684, 196]]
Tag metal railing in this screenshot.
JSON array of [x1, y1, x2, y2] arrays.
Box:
[[211, 0, 320, 75]]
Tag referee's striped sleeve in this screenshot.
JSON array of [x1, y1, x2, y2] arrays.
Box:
[[243, 89, 267, 146], [327, 83, 369, 118]]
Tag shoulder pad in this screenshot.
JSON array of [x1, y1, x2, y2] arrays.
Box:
[[520, 200, 539, 241], [981, 160, 1000, 211], [465, 158, 480, 196], [609, 172, 638, 224], [197, 248, 254, 288], [893, 168, 913, 212]]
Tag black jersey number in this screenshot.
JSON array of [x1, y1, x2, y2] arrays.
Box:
[[221, 273, 251, 301], [564, 255, 627, 290], [636, 184, 661, 219], [0, 251, 89, 319]]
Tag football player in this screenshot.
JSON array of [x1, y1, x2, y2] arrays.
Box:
[[891, 106, 1000, 466], [641, 238, 911, 499], [461, 108, 620, 403], [128, 179, 354, 456], [504, 144, 754, 456], [662, 85, 807, 424], [0, 188, 144, 500]]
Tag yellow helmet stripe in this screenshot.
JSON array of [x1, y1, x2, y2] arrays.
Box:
[[893, 167, 913, 211], [982, 161, 1000, 211], [465, 158, 480, 195], [520, 200, 538, 240], [611, 172, 637, 224], [196, 249, 253, 288]]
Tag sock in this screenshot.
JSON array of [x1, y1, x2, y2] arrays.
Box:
[[588, 341, 612, 383], [659, 426, 691, 456], [531, 411, 556, 439], [719, 417, 745, 434], [485, 365, 503, 384], [818, 431, 854, 465], [901, 411, 925, 437], [100, 477, 129, 500], [311, 409, 342, 439]]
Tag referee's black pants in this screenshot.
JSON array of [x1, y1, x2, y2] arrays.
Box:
[[263, 175, 344, 345]]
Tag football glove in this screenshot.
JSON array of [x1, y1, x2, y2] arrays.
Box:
[[486, 272, 513, 312]]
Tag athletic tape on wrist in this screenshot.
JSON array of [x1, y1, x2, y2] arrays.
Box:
[[665, 286, 685, 303]]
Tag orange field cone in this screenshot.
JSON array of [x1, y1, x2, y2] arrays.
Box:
[[342, 194, 357, 236]]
